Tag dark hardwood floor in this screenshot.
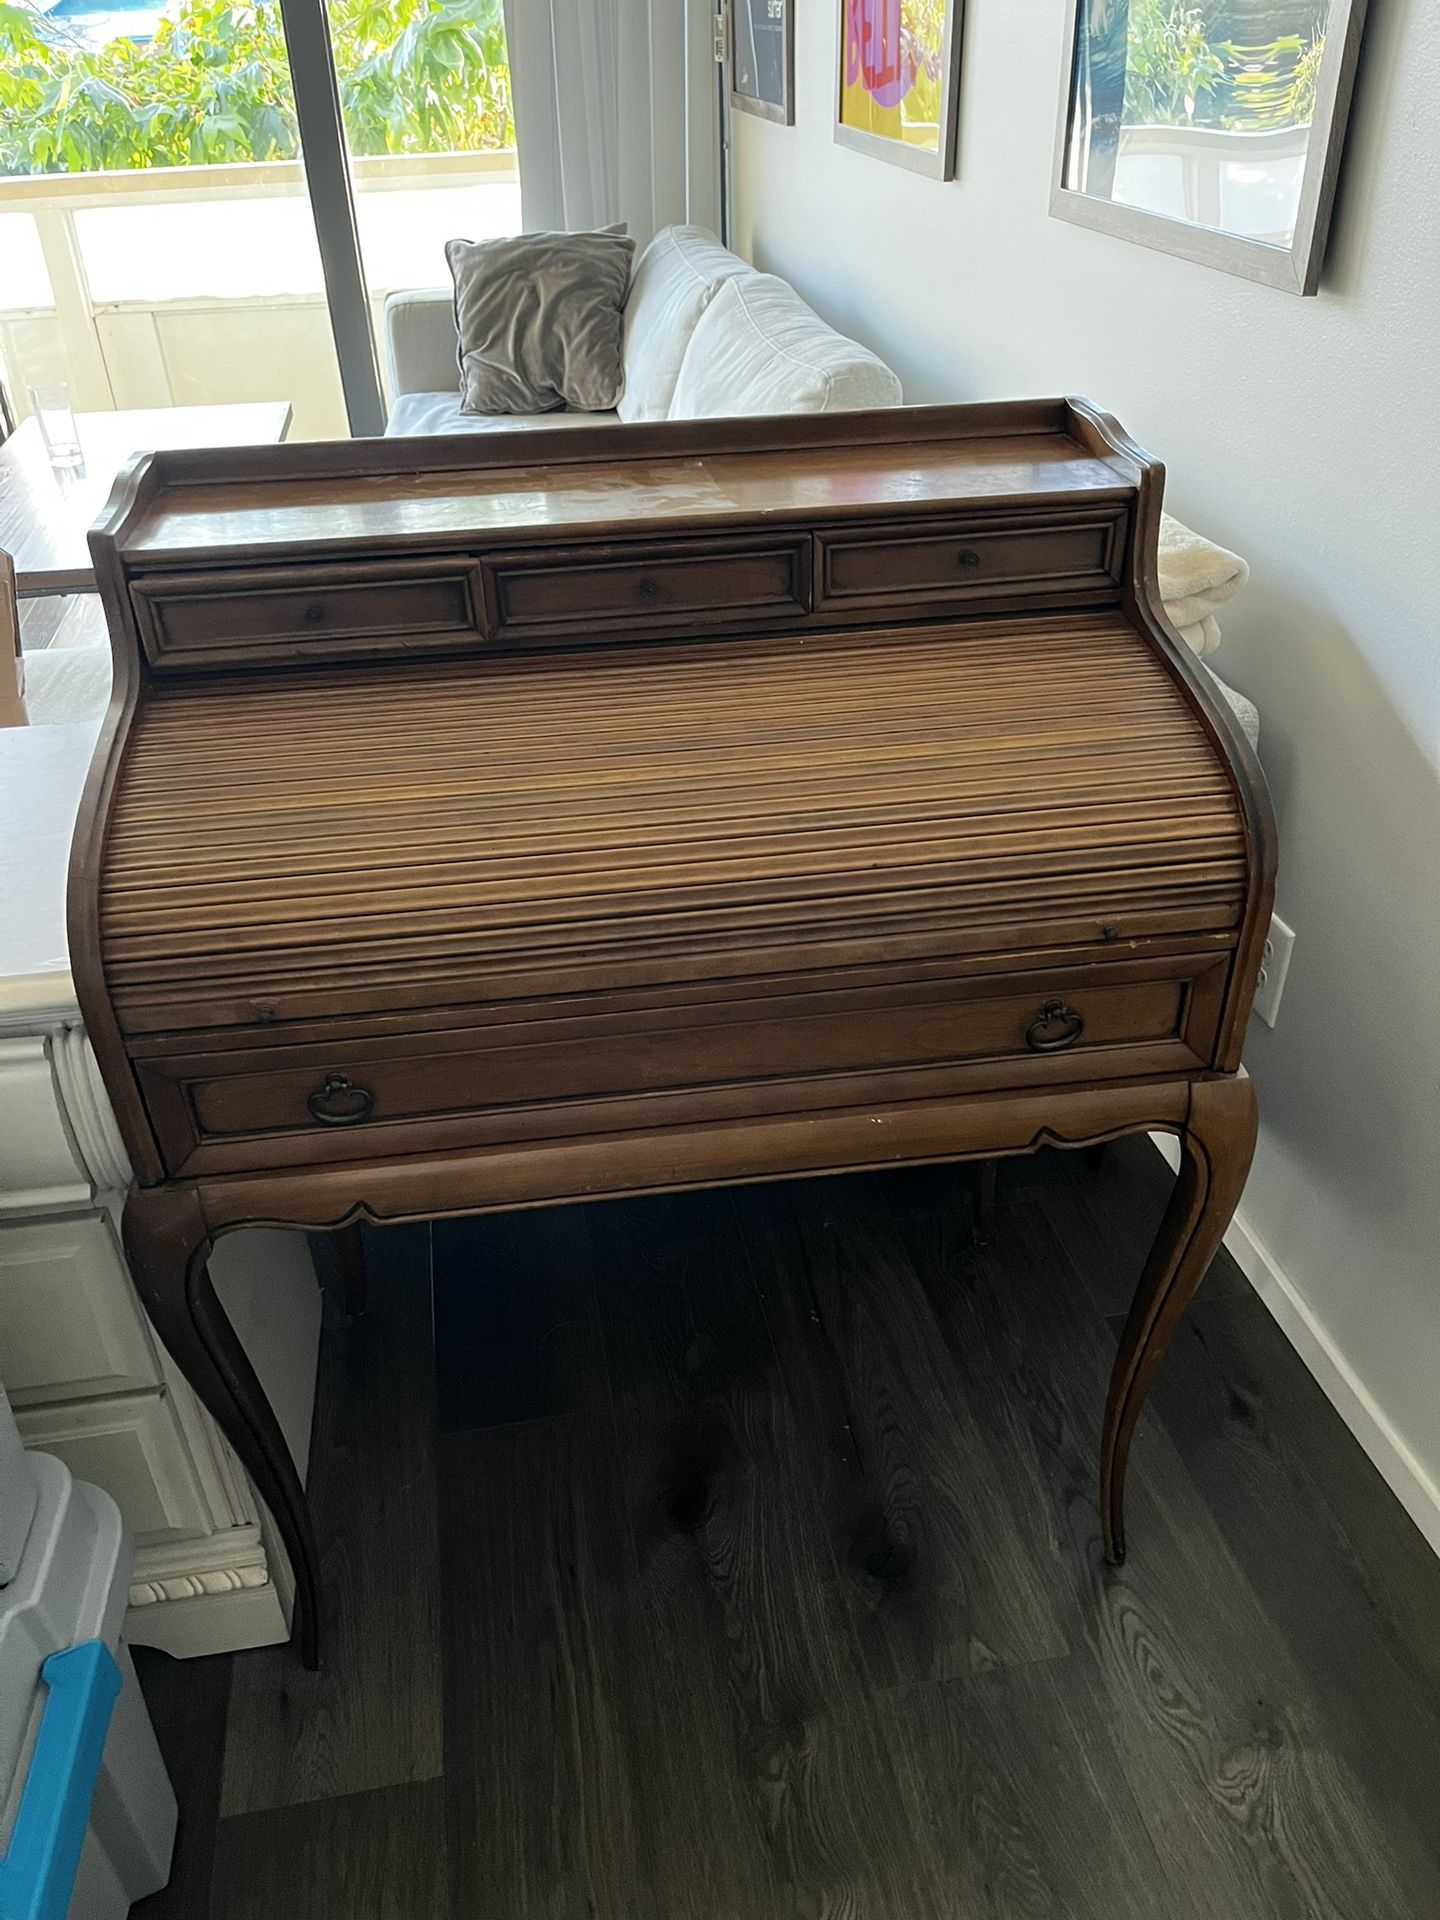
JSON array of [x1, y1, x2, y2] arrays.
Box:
[[133, 1140, 1440, 1919]]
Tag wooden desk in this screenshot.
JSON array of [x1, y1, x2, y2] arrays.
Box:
[[1, 403, 292, 596], [72, 402, 1275, 1667]]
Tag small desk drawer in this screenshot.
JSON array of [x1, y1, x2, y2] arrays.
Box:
[[135, 956, 1225, 1175], [131, 558, 486, 668], [484, 537, 812, 642], [817, 511, 1126, 613]]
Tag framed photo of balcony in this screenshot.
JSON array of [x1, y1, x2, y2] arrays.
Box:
[[835, 0, 964, 180], [731, 0, 794, 125], [1050, 0, 1369, 295]]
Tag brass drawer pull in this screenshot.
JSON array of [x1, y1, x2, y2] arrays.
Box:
[[1025, 1001, 1085, 1053], [306, 1072, 374, 1125], [956, 548, 981, 569]]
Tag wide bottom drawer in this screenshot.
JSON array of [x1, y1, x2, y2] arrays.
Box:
[[135, 954, 1228, 1176]]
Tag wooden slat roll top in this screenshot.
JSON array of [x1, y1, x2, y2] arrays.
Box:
[[99, 618, 1246, 1035]]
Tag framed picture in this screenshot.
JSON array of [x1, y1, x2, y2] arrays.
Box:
[[731, 0, 795, 126], [1051, 0, 1368, 295], [835, 0, 964, 179]]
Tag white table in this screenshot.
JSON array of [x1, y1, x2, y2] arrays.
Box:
[[2, 402, 292, 596]]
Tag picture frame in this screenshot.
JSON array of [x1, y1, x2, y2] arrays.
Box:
[[834, 0, 964, 181], [1050, 0, 1369, 296], [730, 0, 795, 127]]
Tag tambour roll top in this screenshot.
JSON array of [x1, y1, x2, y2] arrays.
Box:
[[71, 401, 1274, 1189], [100, 621, 1245, 1032]]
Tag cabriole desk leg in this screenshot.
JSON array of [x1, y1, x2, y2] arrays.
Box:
[[1100, 1071, 1258, 1563], [123, 1187, 324, 1669]]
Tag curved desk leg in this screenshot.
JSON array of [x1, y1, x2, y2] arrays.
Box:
[[1100, 1073, 1257, 1564], [123, 1188, 324, 1669]]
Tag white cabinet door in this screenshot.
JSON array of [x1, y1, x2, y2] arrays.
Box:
[[0, 1211, 161, 1404], [17, 1388, 218, 1547], [0, 1036, 90, 1211]]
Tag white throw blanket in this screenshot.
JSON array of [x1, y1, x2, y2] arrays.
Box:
[[1158, 513, 1249, 657], [1205, 670, 1259, 749]]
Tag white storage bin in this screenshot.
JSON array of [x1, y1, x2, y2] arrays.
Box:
[[0, 1447, 176, 1919]]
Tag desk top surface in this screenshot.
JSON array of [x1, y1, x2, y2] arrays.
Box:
[[99, 405, 1141, 569]]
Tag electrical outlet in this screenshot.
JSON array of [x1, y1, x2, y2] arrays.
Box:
[[1252, 914, 1295, 1028]]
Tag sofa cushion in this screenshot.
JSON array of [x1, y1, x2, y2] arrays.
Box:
[[446, 226, 635, 415], [617, 226, 750, 424], [668, 274, 902, 419], [386, 392, 621, 437]]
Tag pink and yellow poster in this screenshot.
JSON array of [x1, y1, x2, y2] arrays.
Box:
[[839, 0, 952, 158]]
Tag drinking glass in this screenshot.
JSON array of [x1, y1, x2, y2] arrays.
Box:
[[27, 383, 84, 468]]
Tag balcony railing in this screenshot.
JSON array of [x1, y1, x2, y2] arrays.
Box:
[[0, 150, 519, 440]]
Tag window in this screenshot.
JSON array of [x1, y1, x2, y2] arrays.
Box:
[[0, 0, 516, 435]]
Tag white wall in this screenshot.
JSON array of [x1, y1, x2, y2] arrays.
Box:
[[732, 1, 1440, 1535]]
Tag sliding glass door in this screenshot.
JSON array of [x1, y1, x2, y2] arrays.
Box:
[[332, 0, 517, 307], [0, 0, 516, 437], [320, 0, 519, 422], [1, 0, 350, 435]]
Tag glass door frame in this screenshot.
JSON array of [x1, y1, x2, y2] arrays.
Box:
[[277, 0, 388, 435]]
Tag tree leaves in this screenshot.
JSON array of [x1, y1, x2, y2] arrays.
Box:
[[0, 0, 514, 175], [1121, 0, 1323, 131]]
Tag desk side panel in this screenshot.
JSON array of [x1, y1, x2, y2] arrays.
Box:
[[70, 492, 167, 1186]]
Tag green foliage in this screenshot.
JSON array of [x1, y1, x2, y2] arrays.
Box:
[[330, 0, 512, 158], [0, 0, 512, 176], [1286, 32, 1324, 124], [1120, 0, 1325, 130], [1123, 0, 1226, 125], [1223, 33, 1325, 128]]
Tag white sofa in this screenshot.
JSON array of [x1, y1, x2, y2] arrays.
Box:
[[382, 224, 903, 436]]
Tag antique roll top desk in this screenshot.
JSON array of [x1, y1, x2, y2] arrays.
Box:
[[71, 401, 1274, 1666]]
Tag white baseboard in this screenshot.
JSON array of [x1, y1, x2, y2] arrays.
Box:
[[124, 1520, 294, 1658], [124, 1575, 291, 1659], [1150, 1134, 1440, 1561]]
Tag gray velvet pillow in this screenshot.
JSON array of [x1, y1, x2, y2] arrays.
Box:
[[445, 226, 636, 415]]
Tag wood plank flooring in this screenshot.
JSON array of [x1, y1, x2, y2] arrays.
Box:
[[133, 1140, 1440, 1919], [219, 1221, 442, 1817]]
